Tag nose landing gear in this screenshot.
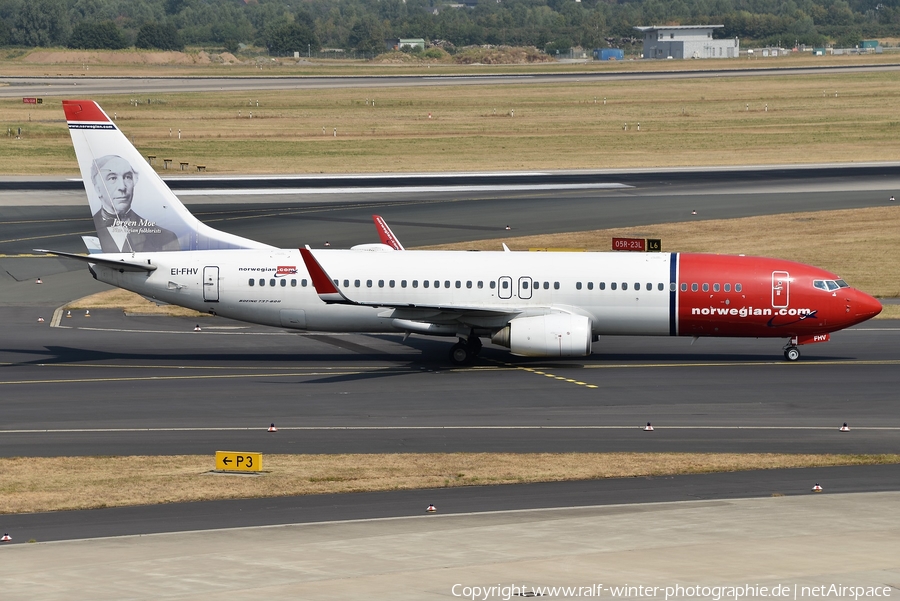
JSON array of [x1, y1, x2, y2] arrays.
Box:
[[783, 345, 800, 361]]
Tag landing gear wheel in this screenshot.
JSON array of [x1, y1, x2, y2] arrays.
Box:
[[784, 346, 800, 362], [450, 342, 471, 365]]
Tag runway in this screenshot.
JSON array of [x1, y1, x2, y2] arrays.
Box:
[[2, 63, 900, 97], [0, 167, 898, 552]]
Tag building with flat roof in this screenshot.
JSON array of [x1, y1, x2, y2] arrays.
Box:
[[635, 25, 739, 59]]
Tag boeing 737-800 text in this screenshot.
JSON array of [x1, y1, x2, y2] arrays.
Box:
[[39, 100, 882, 364]]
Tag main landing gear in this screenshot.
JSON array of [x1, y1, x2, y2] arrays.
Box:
[[783, 345, 800, 362], [449, 335, 482, 365]]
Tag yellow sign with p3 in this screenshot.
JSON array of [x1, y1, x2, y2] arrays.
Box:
[[215, 451, 262, 472]]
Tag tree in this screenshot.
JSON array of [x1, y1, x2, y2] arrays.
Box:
[[265, 20, 319, 56], [348, 20, 385, 55], [68, 20, 127, 50], [136, 22, 183, 51], [14, 0, 68, 47]]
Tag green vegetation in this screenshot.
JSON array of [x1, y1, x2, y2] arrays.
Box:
[[0, 0, 896, 57]]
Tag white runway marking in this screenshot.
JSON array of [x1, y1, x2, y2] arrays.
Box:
[[3, 425, 900, 433], [175, 183, 632, 196]]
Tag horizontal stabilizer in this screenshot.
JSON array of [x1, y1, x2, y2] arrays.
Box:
[[34, 249, 157, 273]]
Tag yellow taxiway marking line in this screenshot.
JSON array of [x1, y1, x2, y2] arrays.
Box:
[[491, 361, 599, 390], [581, 359, 900, 368], [0, 371, 397, 385]]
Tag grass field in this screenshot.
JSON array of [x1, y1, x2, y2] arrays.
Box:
[[2, 453, 898, 514], [3, 67, 900, 174]]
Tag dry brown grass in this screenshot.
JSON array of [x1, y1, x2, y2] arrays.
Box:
[[65, 288, 206, 317], [3, 66, 900, 174], [2, 453, 897, 514], [420, 206, 900, 301]]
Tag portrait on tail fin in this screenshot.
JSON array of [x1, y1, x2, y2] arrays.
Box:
[[90, 154, 180, 253]]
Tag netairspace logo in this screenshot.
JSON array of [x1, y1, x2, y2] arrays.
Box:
[[449, 584, 892, 600]]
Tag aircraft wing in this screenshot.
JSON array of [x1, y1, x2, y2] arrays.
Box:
[[35, 249, 157, 273], [299, 247, 537, 328]]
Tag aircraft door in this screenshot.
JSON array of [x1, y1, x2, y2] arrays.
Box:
[[772, 271, 789, 308], [518, 276, 532, 300], [203, 266, 220, 302], [498, 276, 512, 299]]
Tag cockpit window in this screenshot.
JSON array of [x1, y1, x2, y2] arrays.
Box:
[[826, 280, 839, 291], [813, 280, 827, 291], [836, 279, 849, 288]]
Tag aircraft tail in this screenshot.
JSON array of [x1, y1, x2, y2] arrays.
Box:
[[63, 100, 272, 253]]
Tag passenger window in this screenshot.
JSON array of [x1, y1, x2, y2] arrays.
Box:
[[501, 281, 509, 289], [611, 282, 617, 290], [259, 279, 265, 286], [249, 278, 255, 286], [702, 283, 709, 292], [354, 279, 360, 288], [713, 283, 720, 292], [576, 282, 582, 290], [390, 280, 395, 288], [412, 280, 418, 288], [456, 281, 462, 288], [587, 282, 593, 290], [423, 280, 430, 288], [434, 281, 439, 288], [478, 281, 484, 289], [724, 283, 731, 292], [378, 280, 384, 287], [270, 279, 276, 287], [543, 282, 549, 289], [658, 283, 664, 291], [646, 283, 653, 291], [691, 283, 698, 292], [343, 280, 349, 287], [599, 282, 606, 290], [554, 282, 560, 290], [332, 279, 338, 286], [367, 280, 373, 288], [291, 279, 297, 287], [302, 279, 308, 287], [401, 280, 407, 288], [523, 281, 529, 289], [445, 281, 451, 288], [490, 281, 496, 289], [622, 283, 628, 291], [634, 283, 639, 291], [467, 281, 472, 289], [735, 283, 742, 292], [280, 279, 287, 287]]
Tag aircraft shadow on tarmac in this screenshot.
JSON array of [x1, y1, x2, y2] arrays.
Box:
[[0, 339, 855, 373]]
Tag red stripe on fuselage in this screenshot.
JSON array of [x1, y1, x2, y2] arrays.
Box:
[[676, 253, 857, 338], [62, 100, 110, 123]]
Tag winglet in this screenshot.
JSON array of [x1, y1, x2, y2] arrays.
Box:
[[373, 215, 404, 251], [299, 248, 352, 304]]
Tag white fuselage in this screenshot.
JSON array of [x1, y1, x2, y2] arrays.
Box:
[[92, 249, 674, 336]]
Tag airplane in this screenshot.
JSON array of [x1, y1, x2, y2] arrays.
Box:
[[39, 100, 883, 365]]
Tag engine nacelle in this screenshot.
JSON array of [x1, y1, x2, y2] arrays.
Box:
[[491, 314, 592, 357]]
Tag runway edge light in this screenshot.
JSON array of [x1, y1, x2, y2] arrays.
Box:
[[840, 423, 850, 432], [812, 483, 823, 493]]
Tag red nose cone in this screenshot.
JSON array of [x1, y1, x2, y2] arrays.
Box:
[[855, 290, 882, 321]]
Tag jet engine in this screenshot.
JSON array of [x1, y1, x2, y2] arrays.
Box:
[[491, 314, 592, 357]]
